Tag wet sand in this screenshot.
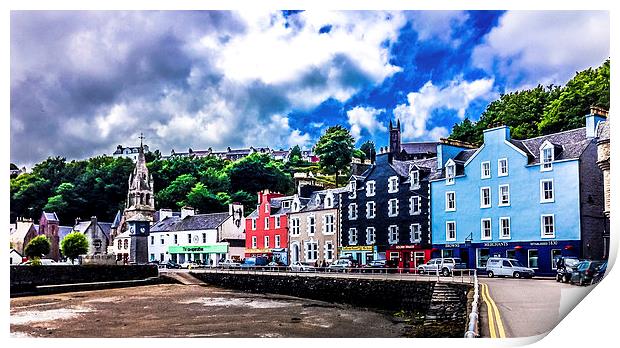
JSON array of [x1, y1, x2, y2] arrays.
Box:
[[10, 284, 407, 338]]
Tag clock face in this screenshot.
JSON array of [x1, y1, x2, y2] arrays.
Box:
[[140, 227, 145, 234], [193, 235, 199, 243]]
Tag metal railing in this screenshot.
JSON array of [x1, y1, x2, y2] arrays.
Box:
[[464, 270, 480, 338]]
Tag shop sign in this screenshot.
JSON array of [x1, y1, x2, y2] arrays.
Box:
[[483, 242, 509, 247], [394, 245, 420, 250], [444, 244, 461, 248], [339, 246, 373, 251], [245, 248, 271, 254], [169, 244, 228, 254], [529, 241, 559, 246]]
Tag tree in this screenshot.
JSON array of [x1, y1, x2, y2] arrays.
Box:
[[289, 145, 302, 164], [229, 190, 256, 216], [314, 125, 354, 187], [60, 232, 89, 264], [156, 174, 198, 209], [227, 153, 293, 194], [360, 141, 377, 163], [184, 183, 227, 213], [24, 235, 51, 260]]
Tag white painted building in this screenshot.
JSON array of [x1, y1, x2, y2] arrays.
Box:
[[10, 249, 23, 264]]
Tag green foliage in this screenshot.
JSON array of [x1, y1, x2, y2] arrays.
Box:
[[449, 59, 610, 144], [183, 183, 227, 213], [60, 232, 89, 263], [30, 257, 42, 266], [156, 174, 198, 209], [227, 153, 294, 195], [360, 140, 377, 162], [289, 145, 302, 164], [314, 125, 354, 186], [24, 235, 51, 259], [229, 190, 257, 216]]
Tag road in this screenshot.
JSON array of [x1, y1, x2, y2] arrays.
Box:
[[480, 277, 592, 338]]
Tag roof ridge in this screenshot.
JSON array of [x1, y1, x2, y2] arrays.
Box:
[[520, 127, 585, 142]]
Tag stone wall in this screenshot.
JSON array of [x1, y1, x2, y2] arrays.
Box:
[[10, 265, 159, 293], [192, 272, 469, 316]]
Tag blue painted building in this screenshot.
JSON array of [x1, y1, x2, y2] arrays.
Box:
[[430, 112, 607, 275]]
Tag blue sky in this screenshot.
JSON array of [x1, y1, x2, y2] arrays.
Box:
[[10, 11, 610, 165]]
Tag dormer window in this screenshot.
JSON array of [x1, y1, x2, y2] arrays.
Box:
[[348, 180, 356, 199], [366, 181, 376, 197], [282, 201, 291, 209], [324, 194, 333, 208], [388, 176, 399, 193], [541, 145, 554, 171], [292, 201, 299, 212], [446, 161, 456, 185], [410, 170, 420, 190]]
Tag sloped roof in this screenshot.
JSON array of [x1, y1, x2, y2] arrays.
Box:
[[59, 226, 74, 241], [298, 187, 347, 212], [150, 213, 229, 232], [597, 120, 609, 142], [43, 211, 59, 222], [10, 221, 36, 244], [111, 210, 122, 228], [72, 220, 112, 239], [516, 127, 590, 164], [401, 142, 439, 155]]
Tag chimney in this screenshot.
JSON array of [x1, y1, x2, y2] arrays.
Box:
[[586, 106, 608, 138], [90, 216, 97, 227], [159, 209, 173, 220], [75, 217, 81, 225], [181, 206, 195, 219]]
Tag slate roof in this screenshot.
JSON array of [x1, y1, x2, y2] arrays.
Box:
[[514, 127, 590, 164], [270, 196, 295, 215], [10, 221, 36, 243], [150, 213, 229, 233], [59, 226, 74, 241], [111, 211, 122, 229], [299, 187, 347, 212], [43, 211, 59, 222], [72, 220, 112, 239], [401, 142, 439, 155], [597, 120, 609, 142]]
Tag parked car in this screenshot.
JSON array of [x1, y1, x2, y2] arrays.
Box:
[[555, 256, 581, 283], [417, 258, 467, 276], [164, 261, 181, 269], [19, 258, 57, 266], [486, 257, 535, 278], [327, 258, 353, 272], [219, 259, 242, 269], [240, 257, 269, 268], [570, 260, 605, 286], [289, 261, 315, 272], [591, 261, 608, 285], [179, 260, 197, 269], [362, 259, 389, 273]]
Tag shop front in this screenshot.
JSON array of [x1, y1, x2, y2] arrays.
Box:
[[169, 243, 229, 266], [432, 240, 581, 276], [338, 245, 377, 265], [245, 248, 288, 264], [385, 245, 431, 271]]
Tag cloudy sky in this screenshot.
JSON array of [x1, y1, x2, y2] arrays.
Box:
[[10, 10, 609, 166]]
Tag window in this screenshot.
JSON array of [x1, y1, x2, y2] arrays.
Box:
[[150, 254, 155, 261], [388, 225, 399, 244], [541, 147, 553, 171], [307, 216, 315, 235], [349, 228, 358, 245], [174, 234, 178, 244], [264, 217, 270, 230], [481, 161, 491, 179], [410, 171, 420, 189], [265, 203, 269, 213], [445, 191, 456, 211], [275, 216, 281, 228], [292, 201, 299, 212], [446, 163, 455, 185], [202, 233, 206, 243], [410, 224, 421, 243], [325, 242, 334, 261], [187, 234, 192, 243], [150, 236, 154, 245], [275, 235, 281, 248], [348, 203, 358, 220], [477, 248, 490, 268], [324, 195, 333, 208], [290, 218, 300, 236], [410, 196, 421, 215], [366, 201, 376, 219], [366, 227, 376, 244], [446, 221, 456, 241], [366, 181, 376, 197], [551, 249, 562, 270], [528, 249, 539, 269], [251, 236, 257, 249], [348, 180, 356, 199], [323, 214, 335, 234], [388, 198, 399, 217], [282, 201, 291, 209], [499, 217, 511, 239], [123, 239, 128, 249], [506, 250, 516, 259], [541, 214, 555, 238], [498, 158, 508, 176], [540, 179, 554, 203], [498, 184, 510, 206], [117, 240, 122, 249], [480, 187, 491, 208], [252, 218, 257, 230], [264, 236, 270, 249], [160, 237, 164, 245], [388, 176, 399, 193], [306, 241, 318, 261], [481, 219, 492, 240]]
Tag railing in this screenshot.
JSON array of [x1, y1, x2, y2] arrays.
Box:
[[165, 265, 477, 284], [464, 270, 480, 338]]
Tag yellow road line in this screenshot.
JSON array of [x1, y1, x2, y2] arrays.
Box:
[[480, 283, 497, 338], [482, 283, 506, 338]]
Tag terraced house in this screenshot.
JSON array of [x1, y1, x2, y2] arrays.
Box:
[[430, 109, 608, 275], [288, 187, 346, 265], [339, 152, 436, 268]]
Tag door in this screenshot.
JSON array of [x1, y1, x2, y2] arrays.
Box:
[[402, 252, 411, 272], [414, 252, 425, 268], [292, 244, 300, 263], [501, 260, 512, 276]]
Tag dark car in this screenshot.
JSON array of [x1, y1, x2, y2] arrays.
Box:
[[555, 256, 580, 283], [363, 260, 388, 273], [570, 260, 605, 286], [591, 261, 608, 285], [164, 261, 182, 269]]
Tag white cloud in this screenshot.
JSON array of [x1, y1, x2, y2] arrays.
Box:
[[346, 106, 387, 141], [393, 78, 495, 140], [472, 11, 610, 88], [407, 11, 469, 45]]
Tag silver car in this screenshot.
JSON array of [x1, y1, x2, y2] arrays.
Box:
[[486, 257, 535, 278]]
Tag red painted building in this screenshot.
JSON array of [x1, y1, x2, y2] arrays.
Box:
[[39, 211, 61, 261], [245, 190, 293, 264]]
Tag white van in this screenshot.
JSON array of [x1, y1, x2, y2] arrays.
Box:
[[486, 257, 535, 278]]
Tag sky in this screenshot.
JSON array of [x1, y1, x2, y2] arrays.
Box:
[[10, 10, 610, 166]]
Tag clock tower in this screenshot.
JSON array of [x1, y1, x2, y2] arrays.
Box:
[[389, 119, 402, 155], [126, 213, 150, 264]]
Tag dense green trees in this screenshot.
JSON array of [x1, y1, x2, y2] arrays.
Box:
[[24, 235, 51, 259], [450, 59, 610, 145], [360, 140, 377, 163], [314, 125, 355, 186], [60, 232, 90, 263]]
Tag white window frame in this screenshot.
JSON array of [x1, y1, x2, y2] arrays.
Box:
[[348, 228, 358, 245], [366, 227, 376, 245], [388, 225, 399, 244], [264, 236, 269, 249], [541, 145, 554, 172], [275, 215, 281, 228], [480, 187, 491, 208], [251, 218, 257, 230], [323, 214, 335, 235], [541, 214, 556, 238], [498, 158, 509, 177], [528, 249, 539, 269], [307, 215, 315, 235], [305, 241, 318, 262], [446, 221, 456, 242], [481, 218, 492, 241], [290, 217, 300, 236], [446, 161, 456, 185], [481, 161, 491, 179], [264, 217, 270, 230], [445, 191, 456, 212], [324, 242, 334, 261], [348, 203, 358, 220], [410, 196, 421, 215], [410, 170, 420, 190], [388, 198, 399, 217], [366, 201, 376, 219], [499, 217, 511, 239], [264, 203, 269, 213], [388, 176, 399, 193], [366, 180, 376, 197], [540, 179, 555, 203], [348, 180, 356, 199], [275, 235, 281, 248], [498, 184, 510, 206], [410, 223, 421, 243], [324, 195, 333, 208]]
